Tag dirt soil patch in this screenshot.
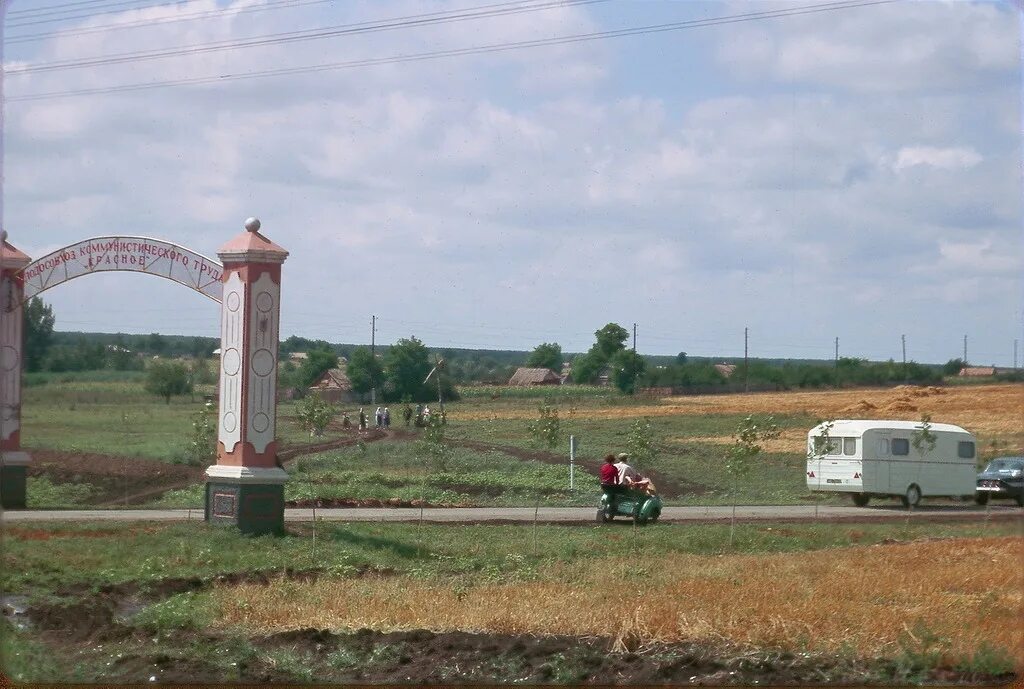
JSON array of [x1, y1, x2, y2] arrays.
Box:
[[28, 450, 203, 506], [26, 430, 391, 507]]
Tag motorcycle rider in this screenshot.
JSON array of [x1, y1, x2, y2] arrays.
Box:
[[600, 454, 622, 508]]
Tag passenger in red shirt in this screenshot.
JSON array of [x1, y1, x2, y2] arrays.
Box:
[[600, 454, 619, 486]]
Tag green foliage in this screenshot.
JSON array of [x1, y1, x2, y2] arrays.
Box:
[[385, 336, 431, 401], [568, 323, 630, 385], [675, 351, 688, 364], [382, 337, 459, 403], [26, 476, 98, 508], [569, 351, 603, 384], [296, 392, 337, 438], [145, 332, 169, 355], [625, 417, 658, 470], [181, 402, 217, 466], [912, 413, 937, 458], [23, 298, 55, 372], [134, 591, 214, 631], [726, 415, 781, 482], [145, 360, 192, 404], [346, 346, 382, 395], [526, 342, 562, 371], [526, 403, 561, 451], [593, 323, 629, 359], [808, 419, 835, 461], [296, 347, 339, 390], [418, 414, 452, 472], [943, 358, 966, 376], [610, 349, 646, 393]]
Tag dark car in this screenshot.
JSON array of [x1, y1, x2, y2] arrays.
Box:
[[975, 456, 1024, 506]]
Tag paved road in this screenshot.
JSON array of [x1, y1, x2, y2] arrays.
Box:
[[3, 504, 1021, 524]]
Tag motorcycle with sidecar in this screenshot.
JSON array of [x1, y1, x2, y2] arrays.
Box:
[[597, 485, 662, 524]]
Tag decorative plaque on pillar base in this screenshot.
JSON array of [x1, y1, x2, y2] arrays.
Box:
[[0, 451, 31, 509], [204, 465, 288, 535]]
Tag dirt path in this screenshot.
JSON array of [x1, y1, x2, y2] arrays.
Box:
[[30, 430, 392, 507]]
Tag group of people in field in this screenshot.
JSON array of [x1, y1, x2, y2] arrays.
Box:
[[340, 403, 443, 432]]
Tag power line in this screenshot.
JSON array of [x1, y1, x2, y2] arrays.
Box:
[[7, 0, 156, 18], [8, 0, 605, 76], [7, 0, 899, 103], [6, 0, 188, 26]]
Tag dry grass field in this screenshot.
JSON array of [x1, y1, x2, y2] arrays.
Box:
[[458, 384, 1024, 455], [212, 536, 1023, 662]]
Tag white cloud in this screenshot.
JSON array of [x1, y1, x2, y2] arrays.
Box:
[[716, 1, 1018, 93], [893, 146, 982, 172], [2, 0, 1020, 363]]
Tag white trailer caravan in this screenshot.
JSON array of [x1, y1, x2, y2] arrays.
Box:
[[806, 420, 977, 508]]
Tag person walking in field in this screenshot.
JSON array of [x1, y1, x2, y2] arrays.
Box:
[[383, 407, 391, 429], [375, 406, 383, 429], [403, 404, 413, 427], [358, 408, 366, 431]]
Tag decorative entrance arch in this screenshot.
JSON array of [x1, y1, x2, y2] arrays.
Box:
[[0, 219, 289, 534]]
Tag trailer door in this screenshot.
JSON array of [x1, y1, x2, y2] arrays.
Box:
[[875, 432, 892, 494]]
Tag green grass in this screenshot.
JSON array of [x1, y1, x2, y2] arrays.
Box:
[[23, 369, 147, 387], [26, 477, 101, 509], [3, 519, 1019, 599]]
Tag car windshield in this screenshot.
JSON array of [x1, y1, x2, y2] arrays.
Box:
[[984, 458, 1024, 472]]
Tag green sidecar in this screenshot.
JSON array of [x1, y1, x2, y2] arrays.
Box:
[[597, 487, 662, 525]]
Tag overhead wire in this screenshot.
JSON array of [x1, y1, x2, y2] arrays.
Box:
[[5, 0, 332, 44], [8, 0, 608, 76], [6, 0, 189, 26], [8, 0, 900, 102]]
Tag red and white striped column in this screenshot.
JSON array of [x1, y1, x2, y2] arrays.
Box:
[[204, 218, 289, 534], [0, 233, 31, 509]]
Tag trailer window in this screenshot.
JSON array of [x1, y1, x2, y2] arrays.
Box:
[[843, 438, 857, 456], [828, 438, 842, 456], [892, 438, 910, 456], [958, 441, 975, 459]]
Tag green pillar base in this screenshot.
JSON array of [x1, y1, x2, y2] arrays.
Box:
[[204, 466, 288, 535], [1, 452, 31, 509]]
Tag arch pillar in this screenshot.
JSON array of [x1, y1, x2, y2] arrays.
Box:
[[0, 236, 31, 509], [204, 219, 289, 534]]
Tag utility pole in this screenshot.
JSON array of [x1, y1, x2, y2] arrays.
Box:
[[370, 315, 376, 405], [834, 337, 839, 369], [744, 327, 749, 393], [901, 334, 907, 383], [1015, 339, 1019, 370], [963, 334, 968, 365], [632, 322, 637, 394]]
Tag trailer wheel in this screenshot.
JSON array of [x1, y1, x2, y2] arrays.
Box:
[[852, 493, 870, 507], [900, 484, 921, 510], [974, 492, 989, 506]]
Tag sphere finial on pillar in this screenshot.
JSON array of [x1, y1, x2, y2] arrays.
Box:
[[244, 217, 261, 233]]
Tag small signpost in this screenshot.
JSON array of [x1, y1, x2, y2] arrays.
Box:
[[569, 435, 577, 491]]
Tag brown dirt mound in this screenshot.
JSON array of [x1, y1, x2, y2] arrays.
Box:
[[838, 400, 877, 414], [884, 398, 919, 412]]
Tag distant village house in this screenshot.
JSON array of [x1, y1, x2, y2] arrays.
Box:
[[508, 367, 562, 386], [309, 367, 357, 403]]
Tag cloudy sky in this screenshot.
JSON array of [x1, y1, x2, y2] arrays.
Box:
[[2, 0, 1020, 364]]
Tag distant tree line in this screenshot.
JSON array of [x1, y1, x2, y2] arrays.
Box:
[[641, 357, 942, 390]]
